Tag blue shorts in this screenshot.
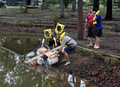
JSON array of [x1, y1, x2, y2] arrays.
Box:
[[64, 45, 77, 54]]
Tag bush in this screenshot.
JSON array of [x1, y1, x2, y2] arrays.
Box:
[[48, 0, 60, 6]]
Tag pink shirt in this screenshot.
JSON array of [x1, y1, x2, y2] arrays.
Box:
[[85, 13, 94, 27]]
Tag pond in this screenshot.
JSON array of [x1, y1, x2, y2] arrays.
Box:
[[0, 34, 97, 87]]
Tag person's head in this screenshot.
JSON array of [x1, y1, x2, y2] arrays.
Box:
[[57, 26, 61, 31], [45, 31, 49, 36], [88, 7, 93, 13]]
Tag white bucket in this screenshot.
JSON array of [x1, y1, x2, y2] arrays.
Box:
[[36, 56, 45, 65], [47, 56, 58, 65]]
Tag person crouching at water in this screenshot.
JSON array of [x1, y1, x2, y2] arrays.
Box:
[[57, 35, 77, 66], [41, 29, 57, 47], [54, 23, 65, 36]]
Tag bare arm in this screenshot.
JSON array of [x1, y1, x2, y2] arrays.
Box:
[[41, 38, 45, 47], [53, 37, 57, 46]]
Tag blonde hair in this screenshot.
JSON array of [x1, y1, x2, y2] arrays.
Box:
[[88, 6, 93, 10]]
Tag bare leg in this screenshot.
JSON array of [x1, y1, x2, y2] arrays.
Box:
[[90, 37, 93, 45], [87, 37, 93, 46], [64, 52, 70, 65], [94, 37, 100, 48]]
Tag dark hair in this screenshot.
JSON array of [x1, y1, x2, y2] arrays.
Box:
[[57, 26, 61, 31], [45, 31, 49, 35]]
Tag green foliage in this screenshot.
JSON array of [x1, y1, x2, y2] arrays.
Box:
[[88, 0, 93, 5], [19, 5, 24, 12], [47, 0, 60, 5], [0, 5, 3, 8], [48, 0, 72, 8], [114, 0, 119, 2], [113, 6, 118, 9], [31, 11, 35, 17], [106, 68, 112, 76], [100, 0, 106, 6], [64, 0, 72, 8], [83, 0, 93, 7]]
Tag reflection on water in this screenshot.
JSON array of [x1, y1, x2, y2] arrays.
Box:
[[0, 34, 98, 87], [68, 74, 76, 87], [0, 34, 42, 55]]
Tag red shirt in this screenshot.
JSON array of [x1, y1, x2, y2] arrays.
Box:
[[85, 13, 94, 27]]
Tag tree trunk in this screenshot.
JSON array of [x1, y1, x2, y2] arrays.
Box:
[[118, 0, 120, 8], [72, 0, 76, 11], [41, 0, 47, 10], [64, 0, 69, 8], [24, 0, 27, 13], [93, 0, 99, 11], [78, 0, 83, 40], [60, 0, 64, 18], [105, 0, 113, 20]]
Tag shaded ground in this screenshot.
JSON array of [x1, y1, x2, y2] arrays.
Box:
[[53, 54, 120, 87], [0, 8, 120, 87]]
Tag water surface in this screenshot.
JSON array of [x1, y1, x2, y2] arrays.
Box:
[[0, 34, 97, 87]]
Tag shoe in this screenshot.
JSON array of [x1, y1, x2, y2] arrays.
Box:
[[64, 61, 70, 66], [87, 44, 93, 47], [94, 45, 100, 49]]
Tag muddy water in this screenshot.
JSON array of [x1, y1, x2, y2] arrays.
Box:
[[0, 34, 97, 87]]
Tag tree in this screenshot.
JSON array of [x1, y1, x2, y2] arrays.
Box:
[[118, 0, 120, 8], [41, 0, 48, 10], [72, 0, 76, 11], [64, 0, 69, 8], [93, 0, 99, 11], [24, 0, 27, 13], [78, 0, 83, 40], [60, 0, 64, 18], [105, 0, 113, 20]]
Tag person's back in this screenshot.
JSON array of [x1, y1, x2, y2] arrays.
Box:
[[61, 36, 77, 48], [94, 14, 102, 30]]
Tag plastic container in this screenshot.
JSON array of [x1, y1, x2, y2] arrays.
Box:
[[47, 56, 59, 65], [36, 56, 45, 65], [26, 51, 35, 58]]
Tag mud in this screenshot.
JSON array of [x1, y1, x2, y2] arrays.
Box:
[[53, 53, 120, 87]]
